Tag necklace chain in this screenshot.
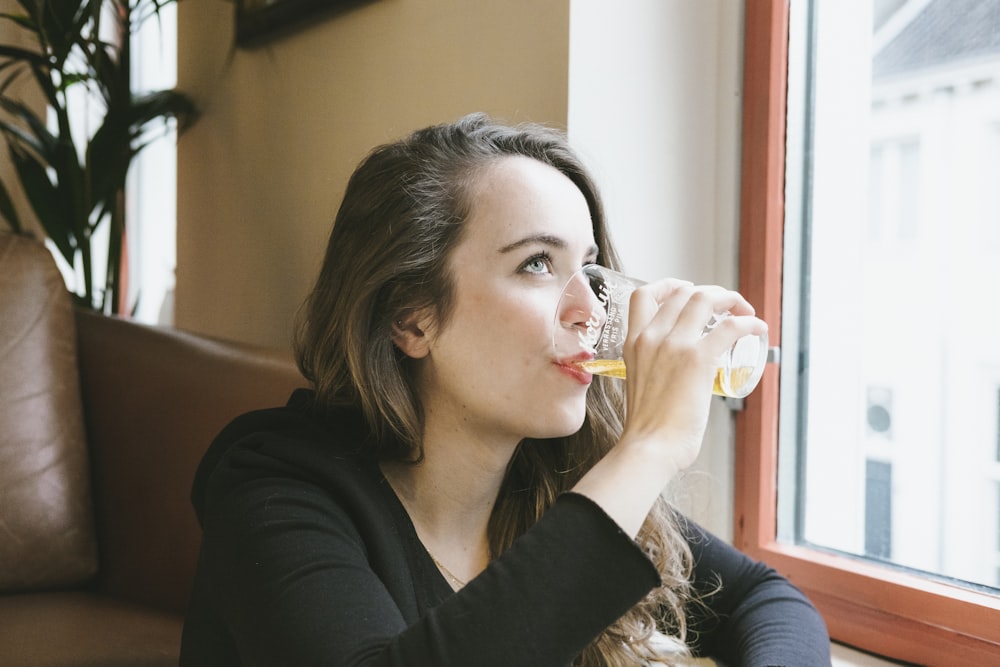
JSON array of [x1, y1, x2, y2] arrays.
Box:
[[429, 553, 468, 589]]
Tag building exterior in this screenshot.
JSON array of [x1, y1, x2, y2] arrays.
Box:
[[790, 0, 1000, 590]]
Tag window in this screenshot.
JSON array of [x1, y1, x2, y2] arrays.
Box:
[[864, 459, 892, 560], [734, 1, 1000, 663], [127, 3, 179, 324]]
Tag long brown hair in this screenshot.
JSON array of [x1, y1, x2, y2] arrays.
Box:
[[295, 113, 693, 665]]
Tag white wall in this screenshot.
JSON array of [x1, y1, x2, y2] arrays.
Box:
[[568, 0, 745, 538]]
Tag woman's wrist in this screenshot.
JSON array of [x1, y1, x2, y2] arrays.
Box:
[[571, 433, 682, 538]]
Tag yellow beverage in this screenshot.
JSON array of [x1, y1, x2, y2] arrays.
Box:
[[575, 359, 757, 398], [712, 365, 756, 397], [576, 358, 628, 379]]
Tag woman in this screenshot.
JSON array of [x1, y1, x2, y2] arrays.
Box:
[[180, 113, 831, 666]]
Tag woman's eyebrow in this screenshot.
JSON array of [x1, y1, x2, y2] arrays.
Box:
[[498, 234, 599, 259], [498, 234, 566, 254]]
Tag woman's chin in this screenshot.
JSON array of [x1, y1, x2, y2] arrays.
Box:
[[533, 408, 588, 440]]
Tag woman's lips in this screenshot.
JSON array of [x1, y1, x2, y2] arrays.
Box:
[[555, 352, 594, 385]]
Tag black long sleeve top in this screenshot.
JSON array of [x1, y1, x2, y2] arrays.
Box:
[[180, 390, 830, 666]]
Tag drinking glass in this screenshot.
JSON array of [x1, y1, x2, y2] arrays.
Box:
[[552, 264, 768, 398]]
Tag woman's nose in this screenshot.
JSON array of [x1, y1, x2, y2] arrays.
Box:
[[557, 273, 607, 336]]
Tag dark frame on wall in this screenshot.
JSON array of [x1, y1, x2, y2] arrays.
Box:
[[235, 0, 363, 47]]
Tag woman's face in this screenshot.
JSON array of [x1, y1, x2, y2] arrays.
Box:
[[411, 156, 600, 446]]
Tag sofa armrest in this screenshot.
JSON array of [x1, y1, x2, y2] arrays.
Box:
[[0, 233, 98, 592], [76, 311, 305, 612]]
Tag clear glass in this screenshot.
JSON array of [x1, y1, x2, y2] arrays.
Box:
[[780, 0, 1000, 591], [553, 264, 768, 399]]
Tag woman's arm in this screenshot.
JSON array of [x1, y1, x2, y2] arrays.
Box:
[[574, 282, 767, 537], [183, 440, 660, 667], [680, 516, 832, 666]]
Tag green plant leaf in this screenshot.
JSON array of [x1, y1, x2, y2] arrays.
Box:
[[86, 113, 129, 213], [36, 0, 97, 68], [130, 88, 198, 133], [7, 142, 73, 265], [0, 96, 58, 157], [0, 11, 38, 32], [0, 0, 191, 311], [0, 177, 24, 233], [0, 45, 48, 66]]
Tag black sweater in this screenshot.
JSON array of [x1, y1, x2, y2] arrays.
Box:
[[180, 390, 830, 666]]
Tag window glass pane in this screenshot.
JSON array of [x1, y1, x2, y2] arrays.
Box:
[[781, 0, 1000, 591], [128, 3, 179, 325]]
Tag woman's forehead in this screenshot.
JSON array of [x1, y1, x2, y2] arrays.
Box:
[[459, 157, 595, 251]]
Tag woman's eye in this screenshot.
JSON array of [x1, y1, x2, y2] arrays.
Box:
[[521, 254, 552, 274]]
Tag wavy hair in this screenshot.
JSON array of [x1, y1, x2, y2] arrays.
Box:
[[295, 113, 693, 665]]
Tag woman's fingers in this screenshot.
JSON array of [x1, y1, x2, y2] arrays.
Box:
[[623, 280, 768, 404], [632, 281, 764, 341], [624, 278, 693, 346], [612, 279, 770, 485], [672, 288, 765, 354]]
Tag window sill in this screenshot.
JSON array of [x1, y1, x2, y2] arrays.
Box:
[[832, 642, 904, 666]]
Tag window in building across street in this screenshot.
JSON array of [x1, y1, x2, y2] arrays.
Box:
[[734, 0, 1000, 663], [864, 459, 892, 560], [996, 479, 1000, 587], [995, 386, 1000, 462]]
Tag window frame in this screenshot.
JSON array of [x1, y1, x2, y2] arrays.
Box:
[[733, 1, 1000, 663]]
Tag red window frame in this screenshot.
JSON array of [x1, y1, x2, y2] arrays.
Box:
[[733, 1, 1000, 663]]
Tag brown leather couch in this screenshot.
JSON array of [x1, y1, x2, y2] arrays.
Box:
[[0, 233, 306, 665]]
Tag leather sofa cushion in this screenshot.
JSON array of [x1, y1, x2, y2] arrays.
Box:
[[0, 591, 181, 666], [0, 234, 98, 590], [77, 309, 305, 611]]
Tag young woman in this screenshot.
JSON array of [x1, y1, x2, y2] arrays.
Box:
[[180, 113, 831, 666]]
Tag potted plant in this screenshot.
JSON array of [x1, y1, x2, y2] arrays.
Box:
[[0, 0, 196, 314]]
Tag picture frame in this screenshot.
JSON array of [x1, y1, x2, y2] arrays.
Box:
[[235, 0, 358, 47]]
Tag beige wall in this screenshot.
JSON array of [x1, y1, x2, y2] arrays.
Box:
[[176, 0, 570, 348]]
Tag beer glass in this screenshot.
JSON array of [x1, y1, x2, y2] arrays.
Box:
[[552, 264, 767, 398]]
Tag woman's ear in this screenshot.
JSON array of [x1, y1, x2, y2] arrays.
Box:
[[391, 310, 433, 359]]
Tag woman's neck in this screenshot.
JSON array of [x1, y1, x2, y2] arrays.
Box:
[[380, 428, 518, 586]]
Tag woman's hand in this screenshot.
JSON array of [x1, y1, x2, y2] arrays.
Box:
[[620, 280, 766, 473], [572, 280, 767, 537]]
